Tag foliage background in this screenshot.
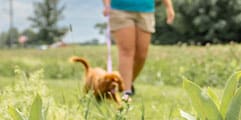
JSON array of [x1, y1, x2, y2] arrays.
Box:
[[153, 0, 241, 45], [1, 0, 241, 47]]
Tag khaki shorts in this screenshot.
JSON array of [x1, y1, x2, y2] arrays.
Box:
[[110, 9, 155, 33]]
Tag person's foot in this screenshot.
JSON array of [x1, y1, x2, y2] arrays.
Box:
[[122, 86, 135, 102]]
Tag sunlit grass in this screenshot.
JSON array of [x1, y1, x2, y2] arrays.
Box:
[[0, 45, 241, 119]]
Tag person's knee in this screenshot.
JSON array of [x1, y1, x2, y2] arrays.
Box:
[[119, 47, 135, 58]]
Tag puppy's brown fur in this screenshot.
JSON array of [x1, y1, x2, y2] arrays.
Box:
[[70, 56, 124, 104]]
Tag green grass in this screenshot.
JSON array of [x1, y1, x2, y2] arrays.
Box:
[[0, 45, 241, 119], [0, 78, 189, 119], [1, 45, 241, 86]]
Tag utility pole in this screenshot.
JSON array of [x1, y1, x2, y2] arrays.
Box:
[[8, 0, 14, 48]]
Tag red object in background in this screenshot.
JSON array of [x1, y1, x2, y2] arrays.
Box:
[[18, 35, 28, 44]]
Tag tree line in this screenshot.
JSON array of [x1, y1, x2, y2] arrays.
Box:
[[1, 0, 241, 47], [0, 0, 67, 48]]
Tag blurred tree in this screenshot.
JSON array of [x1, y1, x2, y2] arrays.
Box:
[[154, 0, 241, 45], [94, 22, 116, 44], [95, 22, 107, 35], [0, 27, 19, 47], [81, 38, 100, 45], [29, 0, 67, 44], [0, 32, 8, 48]]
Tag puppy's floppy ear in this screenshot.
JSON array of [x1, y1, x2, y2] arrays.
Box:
[[110, 71, 125, 92], [104, 72, 124, 91]]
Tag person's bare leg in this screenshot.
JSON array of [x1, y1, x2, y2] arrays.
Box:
[[132, 27, 151, 82], [113, 26, 136, 91]]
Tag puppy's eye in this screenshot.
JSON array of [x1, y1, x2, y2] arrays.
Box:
[[113, 78, 118, 81]]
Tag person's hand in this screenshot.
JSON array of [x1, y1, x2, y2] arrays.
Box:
[[103, 6, 111, 17], [166, 7, 175, 25]]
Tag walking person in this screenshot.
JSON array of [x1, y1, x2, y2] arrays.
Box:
[[102, 0, 175, 101]]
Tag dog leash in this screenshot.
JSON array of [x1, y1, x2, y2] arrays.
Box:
[[106, 15, 112, 73]]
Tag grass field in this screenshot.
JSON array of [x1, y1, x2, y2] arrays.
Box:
[[0, 45, 241, 119]]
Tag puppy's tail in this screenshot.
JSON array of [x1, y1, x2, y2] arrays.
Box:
[[70, 56, 90, 74]]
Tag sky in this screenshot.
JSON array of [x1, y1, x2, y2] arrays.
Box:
[[0, 0, 107, 43]]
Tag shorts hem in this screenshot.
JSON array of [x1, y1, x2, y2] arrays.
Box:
[[110, 23, 135, 32]]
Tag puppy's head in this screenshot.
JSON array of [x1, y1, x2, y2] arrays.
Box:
[[103, 71, 125, 92]]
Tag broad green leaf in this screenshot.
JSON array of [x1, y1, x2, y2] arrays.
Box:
[[8, 106, 26, 120], [220, 71, 241, 118], [225, 87, 241, 120], [180, 109, 196, 120], [207, 87, 220, 109], [29, 94, 43, 120], [183, 79, 222, 120]]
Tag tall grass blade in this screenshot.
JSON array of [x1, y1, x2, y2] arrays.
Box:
[[29, 94, 43, 120], [225, 87, 241, 120], [84, 95, 91, 120], [141, 99, 145, 120], [220, 71, 241, 118], [207, 87, 220, 109], [8, 106, 26, 120], [183, 79, 222, 120], [180, 109, 196, 120], [42, 105, 48, 120]]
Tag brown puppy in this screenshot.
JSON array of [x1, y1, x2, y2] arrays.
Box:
[[70, 56, 124, 104]]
